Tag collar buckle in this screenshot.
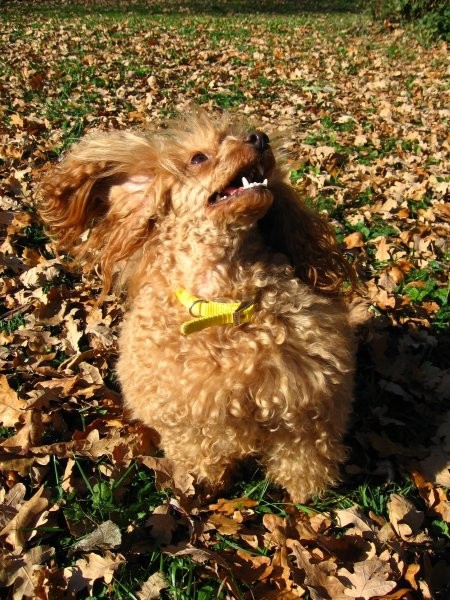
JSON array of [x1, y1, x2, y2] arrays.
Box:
[[232, 299, 254, 326]]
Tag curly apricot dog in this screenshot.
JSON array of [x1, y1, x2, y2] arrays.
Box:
[[40, 111, 356, 502]]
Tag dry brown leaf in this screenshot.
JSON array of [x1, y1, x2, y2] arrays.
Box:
[[139, 456, 195, 498], [1, 485, 50, 550], [378, 271, 399, 293], [271, 545, 294, 592], [0, 483, 26, 529], [230, 549, 273, 585], [367, 432, 414, 458], [404, 563, 421, 591], [63, 551, 125, 595], [335, 506, 376, 540], [387, 494, 430, 543], [308, 512, 333, 534], [288, 539, 346, 599], [0, 455, 49, 478], [369, 588, 412, 599], [0, 402, 44, 450], [374, 237, 392, 261], [136, 571, 169, 600], [344, 231, 365, 249], [249, 588, 303, 600], [209, 496, 258, 514], [419, 449, 450, 488], [165, 545, 231, 570], [0, 545, 54, 598], [62, 310, 84, 353], [146, 505, 177, 546], [337, 558, 396, 599], [207, 512, 242, 535], [262, 512, 285, 532], [0, 375, 26, 427], [72, 520, 121, 552], [410, 470, 450, 523]]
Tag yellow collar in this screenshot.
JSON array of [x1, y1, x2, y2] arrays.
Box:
[[175, 288, 255, 335]]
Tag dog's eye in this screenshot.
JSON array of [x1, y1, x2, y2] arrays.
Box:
[[190, 153, 209, 165]]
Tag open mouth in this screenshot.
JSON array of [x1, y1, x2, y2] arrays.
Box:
[[208, 165, 268, 206]]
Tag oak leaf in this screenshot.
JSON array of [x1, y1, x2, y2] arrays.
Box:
[[209, 496, 258, 515], [1, 485, 51, 550], [375, 237, 392, 262], [410, 470, 450, 523], [335, 506, 376, 540], [146, 505, 177, 546], [387, 494, 430, 543], [344, 231, 365, 249], [165, 545, 231, 571], [0, 545, 54, 598], [338, 558, 396, 599], [63, 551, 125, 596], [207, 512, 242, 535], [136, 571, 169, 600], [288, 539, 346, 599], [0, 375, 26, 427], [0, 483, 26, 529], [72, 520, 121, 553], [140, 456, 195, 498], [231, 549, 273, 584]]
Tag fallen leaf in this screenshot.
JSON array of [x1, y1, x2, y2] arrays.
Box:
[[209, 496, 258, 514], [387, 494, 430, 543], [230, 549, 273, 585], [63, 551, 125, 595], [288, 539, 347, 599], [207, 512, 242, 535], [0, 375, 26, 427], [146, 505, 177, 546], [410, 470, 450, 523], [165, 545, 230, 569], [0, 483, 26, 528], [1, 485, 51, 550], [344, 231, 365, 249], [404, 563, 421, 591], [0, 545, 54, 598], [335, 507, 376, 540], [419, 449, 450, 488], [136, 571, 169, 600], [140, 456, 195, 498], [375, 237, 392, 261], [338, 558, 396, 599], [72, 520, 121, 552]]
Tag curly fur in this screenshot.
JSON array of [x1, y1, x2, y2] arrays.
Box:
[[39, 111, 356, 502]]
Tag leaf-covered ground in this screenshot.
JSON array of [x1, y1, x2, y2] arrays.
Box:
[[0, 1, 449, 598]]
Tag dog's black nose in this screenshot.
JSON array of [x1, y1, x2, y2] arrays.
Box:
[[245, 131, 270, 153]]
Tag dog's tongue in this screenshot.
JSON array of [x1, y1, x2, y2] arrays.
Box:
[[222, 185, 241, 197]]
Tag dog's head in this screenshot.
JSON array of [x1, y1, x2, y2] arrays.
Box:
[[157, 111, 276, 228], [39, 110, 354, 295]]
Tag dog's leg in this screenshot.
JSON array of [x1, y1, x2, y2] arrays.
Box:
[[158, 427, 243, 494], [262, 433, 347, 504]]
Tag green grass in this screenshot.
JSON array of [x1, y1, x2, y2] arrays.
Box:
[[397, 262, 450, 307], [59, 459, 167, 528], [0, 313, 26, 334], [312, 478, 418, 517]]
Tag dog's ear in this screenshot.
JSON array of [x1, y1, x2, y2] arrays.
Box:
[[259, 181, 355, 294], [39, 131, 169, 292]]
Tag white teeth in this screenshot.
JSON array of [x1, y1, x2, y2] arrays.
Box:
[[241, 176, 268, 189]]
